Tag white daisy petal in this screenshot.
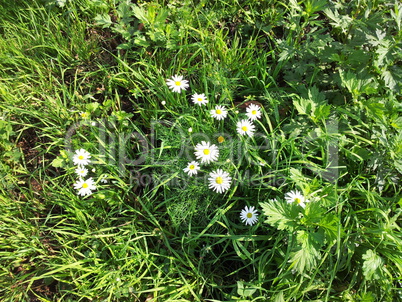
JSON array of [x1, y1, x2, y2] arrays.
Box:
[[208, 169, 231, 194], [240, 206, 259, 226], [73, 177, 97, 196], [236, 119, 255, 137], [72, 149, 91, 166], [166, 75, 189, 93], [191, 93, 208, 106], [194, 141, 219, 164], [284, 190, 309, 208], [183, 161, 200, 176], [210, 105, 228, 120], [246, 104, 262, 121]]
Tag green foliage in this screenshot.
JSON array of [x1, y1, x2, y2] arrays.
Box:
[[1, 0, 402, 301]]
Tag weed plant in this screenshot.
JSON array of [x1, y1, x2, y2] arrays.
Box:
[[1, 0, 402, 301]]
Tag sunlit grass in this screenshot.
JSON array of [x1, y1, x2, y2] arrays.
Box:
[[1, 0, 402, 301]]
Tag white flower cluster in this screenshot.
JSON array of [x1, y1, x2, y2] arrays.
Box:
[[166, 75, 267, 226], [71, 149, 107, 197]]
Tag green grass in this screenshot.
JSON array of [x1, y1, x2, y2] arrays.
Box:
[[1, 0, 402, 301]]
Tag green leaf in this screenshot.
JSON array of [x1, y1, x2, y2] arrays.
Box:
[[94, 14, 112, 28], [362, 249, 384, 280], [237, 281, 257, 297], [260, 199, 299, 231], [289, 230, 321, 273]]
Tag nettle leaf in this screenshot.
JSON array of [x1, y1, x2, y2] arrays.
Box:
[[260, 199, 299, 231], [362, 249, 384, 280]]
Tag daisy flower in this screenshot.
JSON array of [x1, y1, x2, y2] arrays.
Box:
[[73, 177, 97, 196], [75, 167, 88, 178], [240, 206, 259, 226], [246, 104, 262, 121], [191, 93, 208, 106], [183, 161, 200, 176], [72, 149, 91, 166], [210, 105, 228, 120], [166, 75, 189, 93], [236, 119, 255, 137], [194, 141, 219, 164], [208, 169, 232, 194], [284, 190, 309, 208]]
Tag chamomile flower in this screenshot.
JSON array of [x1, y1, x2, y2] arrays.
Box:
[[210, 105, 228, 120], [192, 93, 208, 106], [75, 167, 88, 178], [72, 149, 91, 166], [246, 104, 262, 121], [73, 177, 97, 196], [240, 206, 259, 226], [208, 169, 232, 193], [236, 119, 255, 137], [194, 141, 219, 164], [183, 161, 200, 176], [166, 75, 189, 93], [285, 190, 309, 208]]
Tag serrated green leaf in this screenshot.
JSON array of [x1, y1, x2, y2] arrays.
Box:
[[94, 14, 112, 28], [382, 69, 399, 91], [289, 230, 321, 273], [362, 249, 384, 280], [260, 200, 299, 231]]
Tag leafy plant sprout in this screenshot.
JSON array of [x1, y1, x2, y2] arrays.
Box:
[[166, 75, 189, 93], [240, 206, 258, 225]]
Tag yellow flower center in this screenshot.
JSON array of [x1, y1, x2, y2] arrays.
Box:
[[216, 109, 222, 114], [252, 110, 257, 115], [197, 98, 203, 102], [175, 81, 181, 86], [189, 165, 195, 170], [242, 126, 248, 131], [216, 177, 223, 184], [246, 213, 253, 218], [82, 183, 88, 189], [294, 198, 301, 204], [78, 155, 84, 160], [203, 149, 210, 155], [217, 136, 224, 143]]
